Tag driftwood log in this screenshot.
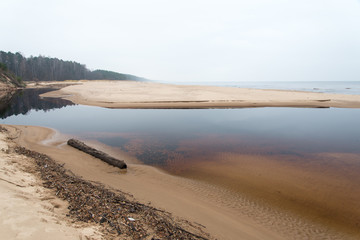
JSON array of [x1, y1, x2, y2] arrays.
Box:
[[67, 139, 127, 169]]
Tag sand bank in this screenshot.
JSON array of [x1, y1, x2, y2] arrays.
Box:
[[3, 125, 359, 239], [42, 80, 360, 108]]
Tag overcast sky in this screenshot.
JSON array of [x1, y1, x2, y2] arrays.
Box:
[[1, 0, 360, 82]]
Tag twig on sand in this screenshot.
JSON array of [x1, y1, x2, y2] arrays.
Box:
[[0, 177, 25, 188]]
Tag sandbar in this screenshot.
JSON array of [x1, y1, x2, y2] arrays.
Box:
[[41, 80, 360, 108]]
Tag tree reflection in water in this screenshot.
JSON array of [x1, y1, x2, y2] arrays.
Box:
[[0, 88, 75, 119]]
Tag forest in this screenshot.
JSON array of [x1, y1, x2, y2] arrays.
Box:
[[0, 51, 145, 82]]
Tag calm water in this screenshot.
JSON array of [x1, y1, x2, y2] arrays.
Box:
[[1, 88, 360, 171]]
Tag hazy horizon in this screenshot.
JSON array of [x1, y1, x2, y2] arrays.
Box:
[[1, 0, 360, 83]]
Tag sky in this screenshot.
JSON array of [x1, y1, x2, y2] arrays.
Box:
[[1, 0, 360, 82]]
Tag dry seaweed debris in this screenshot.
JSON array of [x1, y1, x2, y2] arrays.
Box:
[[14, 146, 211, 240], [0, 125, 8, 132]]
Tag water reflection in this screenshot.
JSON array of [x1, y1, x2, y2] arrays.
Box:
[[0, 88, 74, 119]]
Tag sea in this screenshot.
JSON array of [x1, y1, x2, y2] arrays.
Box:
[[166, 80, 360, 95]]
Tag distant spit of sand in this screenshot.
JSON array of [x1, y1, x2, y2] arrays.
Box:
[[41, 80, 360, 109]]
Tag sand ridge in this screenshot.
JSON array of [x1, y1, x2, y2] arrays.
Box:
[[41, 80, 360, 108]]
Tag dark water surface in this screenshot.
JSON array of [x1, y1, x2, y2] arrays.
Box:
[[0, 88, 74, 119]]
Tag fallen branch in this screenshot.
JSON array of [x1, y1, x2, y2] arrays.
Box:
[[67, 139, 127, 169]]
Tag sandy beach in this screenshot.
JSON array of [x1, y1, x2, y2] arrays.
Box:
[[0, 127, 103, 240], [42, 80, 360, 108]]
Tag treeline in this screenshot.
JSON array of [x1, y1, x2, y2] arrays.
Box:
[[0, 51, 145, 82], [87, 69, 142, 81], [0, 62, 24, 87]]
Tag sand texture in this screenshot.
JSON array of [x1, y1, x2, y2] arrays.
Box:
[[42, 80, 360, 108], [0, 127, 102, 240]]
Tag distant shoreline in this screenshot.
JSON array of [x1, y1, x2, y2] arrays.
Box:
[[163, 80, 360, 95]]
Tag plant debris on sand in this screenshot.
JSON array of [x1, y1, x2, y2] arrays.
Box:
[[14, 146, 211, 240]]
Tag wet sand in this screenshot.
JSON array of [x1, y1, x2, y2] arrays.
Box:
[[4, 124, 359, 239], [178, 152, 360, 237], [42, 80, 360, 108]]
